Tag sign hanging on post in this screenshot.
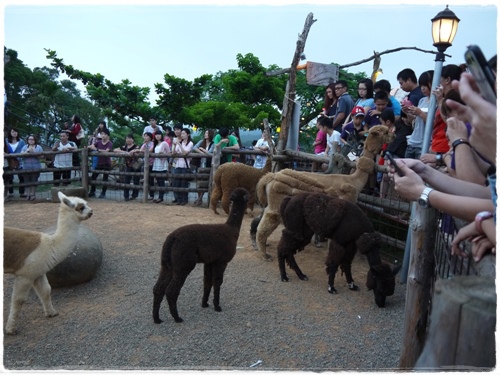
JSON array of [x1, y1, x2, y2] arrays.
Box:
[[306, 62, 339, 86]]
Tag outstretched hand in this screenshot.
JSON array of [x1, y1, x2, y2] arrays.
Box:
[[389, 159, 426, 201], [451, 221, 496, 262]]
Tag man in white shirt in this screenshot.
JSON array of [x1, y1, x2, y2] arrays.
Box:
[[253, 131, 272, 169], [143, 117, 163, 136], [52, 131, 76, 186]]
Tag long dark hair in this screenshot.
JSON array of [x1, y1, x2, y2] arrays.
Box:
[[153, 131, 164, 148], [203, 129, 215, 148], [357, 78, 374, 100], [181, 128, 192, 145], [7, 127, 21, 143], [323, 82, 337, 110]]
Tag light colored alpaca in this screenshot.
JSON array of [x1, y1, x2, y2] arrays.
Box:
[[3, 192, 93, 335], [253, 125, 395, 260]]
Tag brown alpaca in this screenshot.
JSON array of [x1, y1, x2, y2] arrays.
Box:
[[252, 125, 394, 260], [210, 156, 271, 215], [153, 188, 248, 324]]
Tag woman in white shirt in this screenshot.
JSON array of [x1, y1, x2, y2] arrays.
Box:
[[171, 128, 194, 205], [152, 131, 171, 203]]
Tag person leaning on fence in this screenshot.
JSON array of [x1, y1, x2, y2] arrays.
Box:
[[114, 133, 141, 201], [151, 130, 171, 203], [88, 128, 113, 199], [131, 132, 155, 200], [390, 68, 496, 263], [68, 114, 84, 167], [331, 80, 355, 133], [311, 117, 327, 172], [253, 131, 272, 169], [5, 127, 26, 198], [52, 130, 76, 187], [192, 129, 215, 169], [20, 134, 43, 201], [88, 120, 108, 146], [171, 128, 194, 205], [340, 105, 366, 148], [212, 127, 240, 165]]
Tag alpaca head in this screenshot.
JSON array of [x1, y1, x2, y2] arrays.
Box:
[[366, 262, 401, 308], [355, 157, 376, 174], [58, 191, 93, 221], [230, 188, 249, 204], [363, 125, 395, 156]]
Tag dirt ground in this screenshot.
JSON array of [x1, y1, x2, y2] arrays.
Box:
[[2, 197, 405, 370]]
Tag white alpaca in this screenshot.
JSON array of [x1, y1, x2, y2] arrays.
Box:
[[3, 191, 93, 335]]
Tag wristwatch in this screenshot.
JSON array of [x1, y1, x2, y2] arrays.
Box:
[[475, 211, 494, 234], [418, 187, 434, 208], [435, 153, 444, 167]]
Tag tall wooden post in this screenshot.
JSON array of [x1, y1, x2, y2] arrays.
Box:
[[276, 12, 316, 154], [399, 206, 437, 368]]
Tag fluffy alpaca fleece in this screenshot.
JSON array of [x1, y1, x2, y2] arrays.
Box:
[[277, 192, 400, 307], [3, 192, 93, 335], [153, 188, 249, 324], [210, 156, 271, 215], [252, 125, 394, 260]]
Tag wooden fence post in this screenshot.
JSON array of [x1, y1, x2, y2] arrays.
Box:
[[399, 205, 437, 368], [142, 148, 150, 203], [414, 276, 496, 370], [81, 147, 89, 195]]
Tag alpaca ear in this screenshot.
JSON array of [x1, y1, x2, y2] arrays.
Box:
[[58, 191, 75, 208]]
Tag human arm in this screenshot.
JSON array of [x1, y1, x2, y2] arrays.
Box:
[[446, 73, 496, 165], [391, 160, 494, 221], [451, 219, 496, 262]]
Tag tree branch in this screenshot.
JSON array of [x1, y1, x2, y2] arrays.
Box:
[[265, 47, 452, 77]]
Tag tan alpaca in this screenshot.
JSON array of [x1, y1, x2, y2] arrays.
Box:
[[3, 192, 93, 335], [210, 156, 272, 215], [254, 125, 394, 260]]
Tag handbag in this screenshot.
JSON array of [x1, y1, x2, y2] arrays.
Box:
[[76, 126, 85, 140], [132, 158, 144, 170]]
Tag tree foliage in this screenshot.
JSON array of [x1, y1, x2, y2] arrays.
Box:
[[4, 48, 104, 146]]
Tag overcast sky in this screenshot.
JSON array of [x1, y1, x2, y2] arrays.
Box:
[[2, 0, 498, 104]]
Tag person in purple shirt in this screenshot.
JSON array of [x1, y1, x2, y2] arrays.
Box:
[[363, 91, 393, 130], [88, 128, 113, 198]]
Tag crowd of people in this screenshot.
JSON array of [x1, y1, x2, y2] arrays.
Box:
[[3, 116, 273, 205]]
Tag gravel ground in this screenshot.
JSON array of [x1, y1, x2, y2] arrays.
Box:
[[3, 198, 406, 371]]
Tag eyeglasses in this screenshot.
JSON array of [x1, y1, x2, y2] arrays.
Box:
[[334, 87, 344, 91]]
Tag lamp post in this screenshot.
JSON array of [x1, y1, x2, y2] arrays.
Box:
[[400, 5, 459, 283], [421, 5, 460, 155]]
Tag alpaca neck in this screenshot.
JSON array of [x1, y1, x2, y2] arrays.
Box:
[[350, 168, 371, 191], [225, 202, 246, 232], [49, 207, 82, 264], [365, 247, 383, 267], [262, 157, 272, 173]]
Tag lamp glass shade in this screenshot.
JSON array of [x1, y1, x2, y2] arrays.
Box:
[[431, 6, 460, 50]]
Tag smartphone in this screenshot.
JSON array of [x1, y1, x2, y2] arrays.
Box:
[[384, 151, 405, 177], [464, 45, 496, 105]]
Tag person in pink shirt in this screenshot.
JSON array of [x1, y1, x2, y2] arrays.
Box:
[[311, 117, 327, 172]]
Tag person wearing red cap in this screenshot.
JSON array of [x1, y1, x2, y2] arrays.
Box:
[[340, 106, 366, 148]]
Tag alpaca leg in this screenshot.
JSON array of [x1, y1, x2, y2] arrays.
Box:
[[210, 185, 222, 214], [256, 209, 281, 261], [33, 274, 58, 317], [221, 192, 231, 215], [166, 269, 193, 323], [340, 245, 359, 291], [211, 262, 228, 312], [277, 234, 308, 281], [5, 276, 33, 335], [325, 240, 346, 294], [201, 263, 213, 308], [152, 266, 173, 324]]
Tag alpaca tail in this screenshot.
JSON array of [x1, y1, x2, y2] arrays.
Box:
[[279, 195, 293, 219], [162, 234, 177, 270], [256, 172, 274, 207]]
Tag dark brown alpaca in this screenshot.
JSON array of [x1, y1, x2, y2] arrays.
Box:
[[153, 188, 248, 323], [277, 192, 400, 307]]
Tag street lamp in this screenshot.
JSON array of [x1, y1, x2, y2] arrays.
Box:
[[400, 5, 459, 284], [422, 5, 460, 155]]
